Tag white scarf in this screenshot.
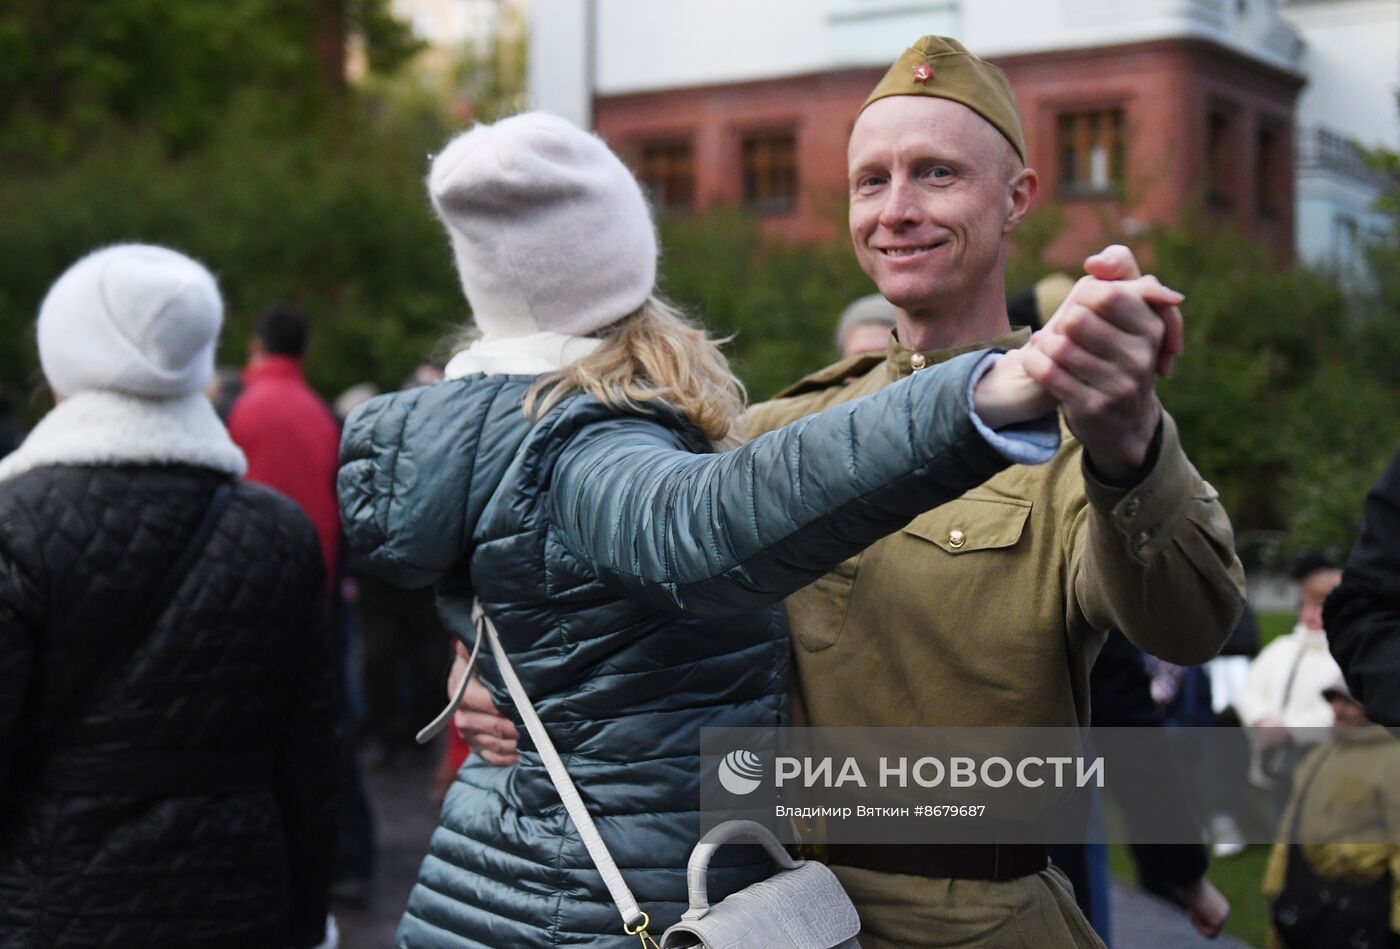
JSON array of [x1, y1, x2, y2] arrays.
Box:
[[0, 390, 247, 483], [443, 331, 602, 379]]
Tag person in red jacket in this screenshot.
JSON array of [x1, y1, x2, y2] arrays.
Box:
[[228, 302, 376, 902], [228, 302, 341, 583]]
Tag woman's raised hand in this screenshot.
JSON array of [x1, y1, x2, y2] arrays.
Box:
[[1021, 246, 1184, 479], [974, 244, 1185, 475]]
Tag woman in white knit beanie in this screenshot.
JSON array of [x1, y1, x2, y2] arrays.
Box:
[[338, 112, 1063, 948], [0, 245, 338, 949]]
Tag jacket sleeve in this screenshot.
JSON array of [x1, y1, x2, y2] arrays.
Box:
[[273, 549, 339, 949], [549, 350, 1037, 617], [1326, 447, 1400, 726], [338, 376, 522, 589], [1069, 411, 1246, 665]]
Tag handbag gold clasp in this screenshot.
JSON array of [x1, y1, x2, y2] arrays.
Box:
[[623, 912, 661, 948]]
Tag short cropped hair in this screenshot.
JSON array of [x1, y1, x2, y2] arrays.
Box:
[[254, 302, 308, 358]]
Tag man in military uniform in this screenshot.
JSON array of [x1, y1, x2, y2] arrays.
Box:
[[453, 35, 1244, 947], [735, 36, 1244, 947]]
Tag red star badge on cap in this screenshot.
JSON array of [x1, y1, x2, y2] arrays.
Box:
[[912, 64, 934, 85]]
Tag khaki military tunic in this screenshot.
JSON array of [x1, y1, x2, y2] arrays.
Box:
[[742, 329, 1246, 948]]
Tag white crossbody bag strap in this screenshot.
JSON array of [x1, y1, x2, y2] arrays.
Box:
[[470, 600, 650, 935]]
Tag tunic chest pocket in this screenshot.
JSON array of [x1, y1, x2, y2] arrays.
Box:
[[787, 553, 862, 652], [901, 495, 1032, 555]]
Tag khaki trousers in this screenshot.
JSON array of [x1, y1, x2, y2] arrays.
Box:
[[833, 864, 1106, 949]]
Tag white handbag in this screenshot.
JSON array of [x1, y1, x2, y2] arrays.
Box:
[[420, 601, 861, 948], [659, 819, 861, 948]]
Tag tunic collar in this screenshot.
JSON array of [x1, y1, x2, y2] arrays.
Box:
[[885, 327, 1032, 382]]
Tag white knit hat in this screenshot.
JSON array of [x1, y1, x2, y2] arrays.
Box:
[[834, 293, 898, 353], [37, 244, 222, 399], [428, 112, 657, 339]]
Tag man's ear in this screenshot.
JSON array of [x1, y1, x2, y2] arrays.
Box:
[[1004, 166, 1038, 233], [248, 337, 265, 360]]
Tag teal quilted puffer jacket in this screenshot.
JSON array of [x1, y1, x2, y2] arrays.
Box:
[[337, 350, 1019, 948]]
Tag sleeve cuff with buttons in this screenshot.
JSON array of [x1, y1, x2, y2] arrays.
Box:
[[1081, 410, 1197, 564], [965, 352, 1060, 465]]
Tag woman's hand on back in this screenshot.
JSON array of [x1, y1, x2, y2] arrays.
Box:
[[448, 640, 519, 765]]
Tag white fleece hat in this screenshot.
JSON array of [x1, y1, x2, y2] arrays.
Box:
[[428, 112, 657, 339], [37, 244, 222, 399]]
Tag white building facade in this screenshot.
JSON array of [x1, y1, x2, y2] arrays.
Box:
[[1281, 0, 1397, 271]]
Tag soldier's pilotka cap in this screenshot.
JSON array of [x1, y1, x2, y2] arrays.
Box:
[[860, 35, 1026, 165]]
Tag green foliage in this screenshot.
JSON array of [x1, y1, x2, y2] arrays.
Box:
[[0, 0, 418, 162], [3, 0, 1396, 555], [1005, 198, 1068, 292], [1354, 133, 1400, 385], [655, 211, 875, 400], [1257, 610, 1294, 648], [0, 102, 463, 407], [1148, 215, 1400, 551], [1365, 96, 1400, 225], [349, 0, 424, 76], [0, 0, 444, 408], [452, 4, 529, 122], [993, 185, 1400, 553]]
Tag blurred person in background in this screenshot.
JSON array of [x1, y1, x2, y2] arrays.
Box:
[[1240, 552, 1345, 820], [1101, 631, 1229, 939], [229, 302, 341, 587], [834, 292, 898, 359], [1200, 607, 1262, 858], [1048, 628, 1230, 944], [333, 382, 380, 423], [1007, 272, 1076, 332], [404, 360, 444, 388], [351, 365, 454, 773], [1264, 678, 1400, 949], [228, 302, 375, 904], [1327, 446, 1400, 727], [0, 245, 336, 948], [204, 365, 243, 422]]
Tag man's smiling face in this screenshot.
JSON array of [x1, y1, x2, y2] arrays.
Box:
[[848, 95, 1026, 317]]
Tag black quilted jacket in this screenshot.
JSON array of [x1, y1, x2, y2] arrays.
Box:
[[1327, 446, 1400, 725], [0, 464, 337, 949]]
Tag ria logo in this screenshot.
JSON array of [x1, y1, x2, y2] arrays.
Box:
[[717, 750, 764, 795]]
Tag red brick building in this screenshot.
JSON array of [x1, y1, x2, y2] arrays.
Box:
[[593, 35, 1303, 264]]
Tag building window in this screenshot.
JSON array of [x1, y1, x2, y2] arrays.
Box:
[[638, 139, 695, 213], [1057, 109, 1125, 197], [742, 131, 798, 214], [1206, 104, 1237, 209], [1334, 213, 1360, 260], [1255, 122, 1283, 220]]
